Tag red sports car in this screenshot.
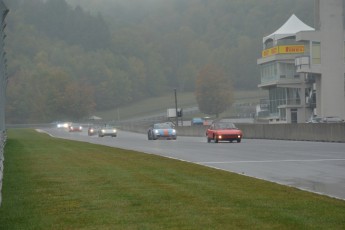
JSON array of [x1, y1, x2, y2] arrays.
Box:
[[206, 121, 243, 143], [68, 124, 83, 132]]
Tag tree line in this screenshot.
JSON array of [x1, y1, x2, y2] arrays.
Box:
[[4, 0, 314, 123]]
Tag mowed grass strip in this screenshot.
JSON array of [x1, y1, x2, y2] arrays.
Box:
[[1, 129, 345, 229]]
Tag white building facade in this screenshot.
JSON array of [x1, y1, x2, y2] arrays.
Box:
[[257, 0, 345, 123]]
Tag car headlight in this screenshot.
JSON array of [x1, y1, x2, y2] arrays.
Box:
[[172, 129, 176, 134], [154, 130, 159, 134], [113, 129, 117, 133], [218, 135, 222, 139], [101, 129, 105, 133], [238, 135, 241, 138]]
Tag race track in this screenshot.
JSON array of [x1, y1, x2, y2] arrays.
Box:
[[42, 128, 345, 200]]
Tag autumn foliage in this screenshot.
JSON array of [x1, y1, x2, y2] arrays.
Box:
[[195, 64, 234, 118]]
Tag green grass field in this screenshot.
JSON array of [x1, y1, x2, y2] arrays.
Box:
[[1, 129, 344, 229]]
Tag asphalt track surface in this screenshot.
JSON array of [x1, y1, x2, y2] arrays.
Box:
[[42, 128, 345, 200]]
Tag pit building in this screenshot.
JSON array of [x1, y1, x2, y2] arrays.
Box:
[[257, 0, 345, 123]]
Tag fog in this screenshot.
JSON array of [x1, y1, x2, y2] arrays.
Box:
[[3, 0, 314, 123]]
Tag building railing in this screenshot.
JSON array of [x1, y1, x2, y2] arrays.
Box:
[[295, 55, 312, 72], [261, 74, 302, 85]]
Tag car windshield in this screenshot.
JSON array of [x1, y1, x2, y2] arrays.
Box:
[[154, 123, 172, 129], [214, 122, 236, 129]]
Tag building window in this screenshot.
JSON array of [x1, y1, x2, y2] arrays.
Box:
[[277, 37, 299, 46], [264, 39, 274, 49], [279, 62, 297, 79], [269, 87, 286, 116], [261, 62, 277, 84], [312, 41, 321, 64], [287, 88, 301, 105], [280, 108, 286, 121], [268, 87, 301, 117], [291, 109, 298, 123]]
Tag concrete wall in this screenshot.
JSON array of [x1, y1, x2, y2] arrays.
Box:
[[174, 124, 345, 142], [236, 123, 345, 142], [119, 123, 345, 142]]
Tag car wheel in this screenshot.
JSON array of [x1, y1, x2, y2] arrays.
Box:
[[214, 135, 218, 143], [207, 137, 211, 143], [148, 132, 152, 140], [237, 138, 241, 143]]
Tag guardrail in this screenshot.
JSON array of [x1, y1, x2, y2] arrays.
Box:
[[0, 1, 9, 207]]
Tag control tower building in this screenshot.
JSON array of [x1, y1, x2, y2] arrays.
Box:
[[258, 0, 345, 123]]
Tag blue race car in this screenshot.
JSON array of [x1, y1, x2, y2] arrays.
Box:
[[147, 123, 177, 140]]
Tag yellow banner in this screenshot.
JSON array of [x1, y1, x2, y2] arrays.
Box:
[[262, 47, 278, 57], [279, 45, 304, 54], [262, 45, 305, 57]]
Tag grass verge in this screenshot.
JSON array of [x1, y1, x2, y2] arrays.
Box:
[[1, 129, 344, 229]]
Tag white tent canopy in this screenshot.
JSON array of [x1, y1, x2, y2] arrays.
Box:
[[88, 115, 102, 120], [263, 14, 314, 44]]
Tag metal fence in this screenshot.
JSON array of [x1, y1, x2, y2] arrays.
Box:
[[0, 1, 9, 207]]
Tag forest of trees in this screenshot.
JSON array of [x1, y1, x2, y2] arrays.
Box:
[[3, 0, 315, 123], [195, 64, 233, 118]]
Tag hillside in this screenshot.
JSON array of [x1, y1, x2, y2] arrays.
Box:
[[4, 0, 313, 123], [95, 89, 267, 122]]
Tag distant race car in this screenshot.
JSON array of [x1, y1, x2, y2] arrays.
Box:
[[56, 122, 72, 128], [191, 117, 204, 125], [206, 120, 243, 143], [147, 123, 177, 140], [88, 126, 98, 136], [322, 116, 345, 123], [68, 124, 83, 132], [306, 116, 323, 123], [98, 125, 117, 137]]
